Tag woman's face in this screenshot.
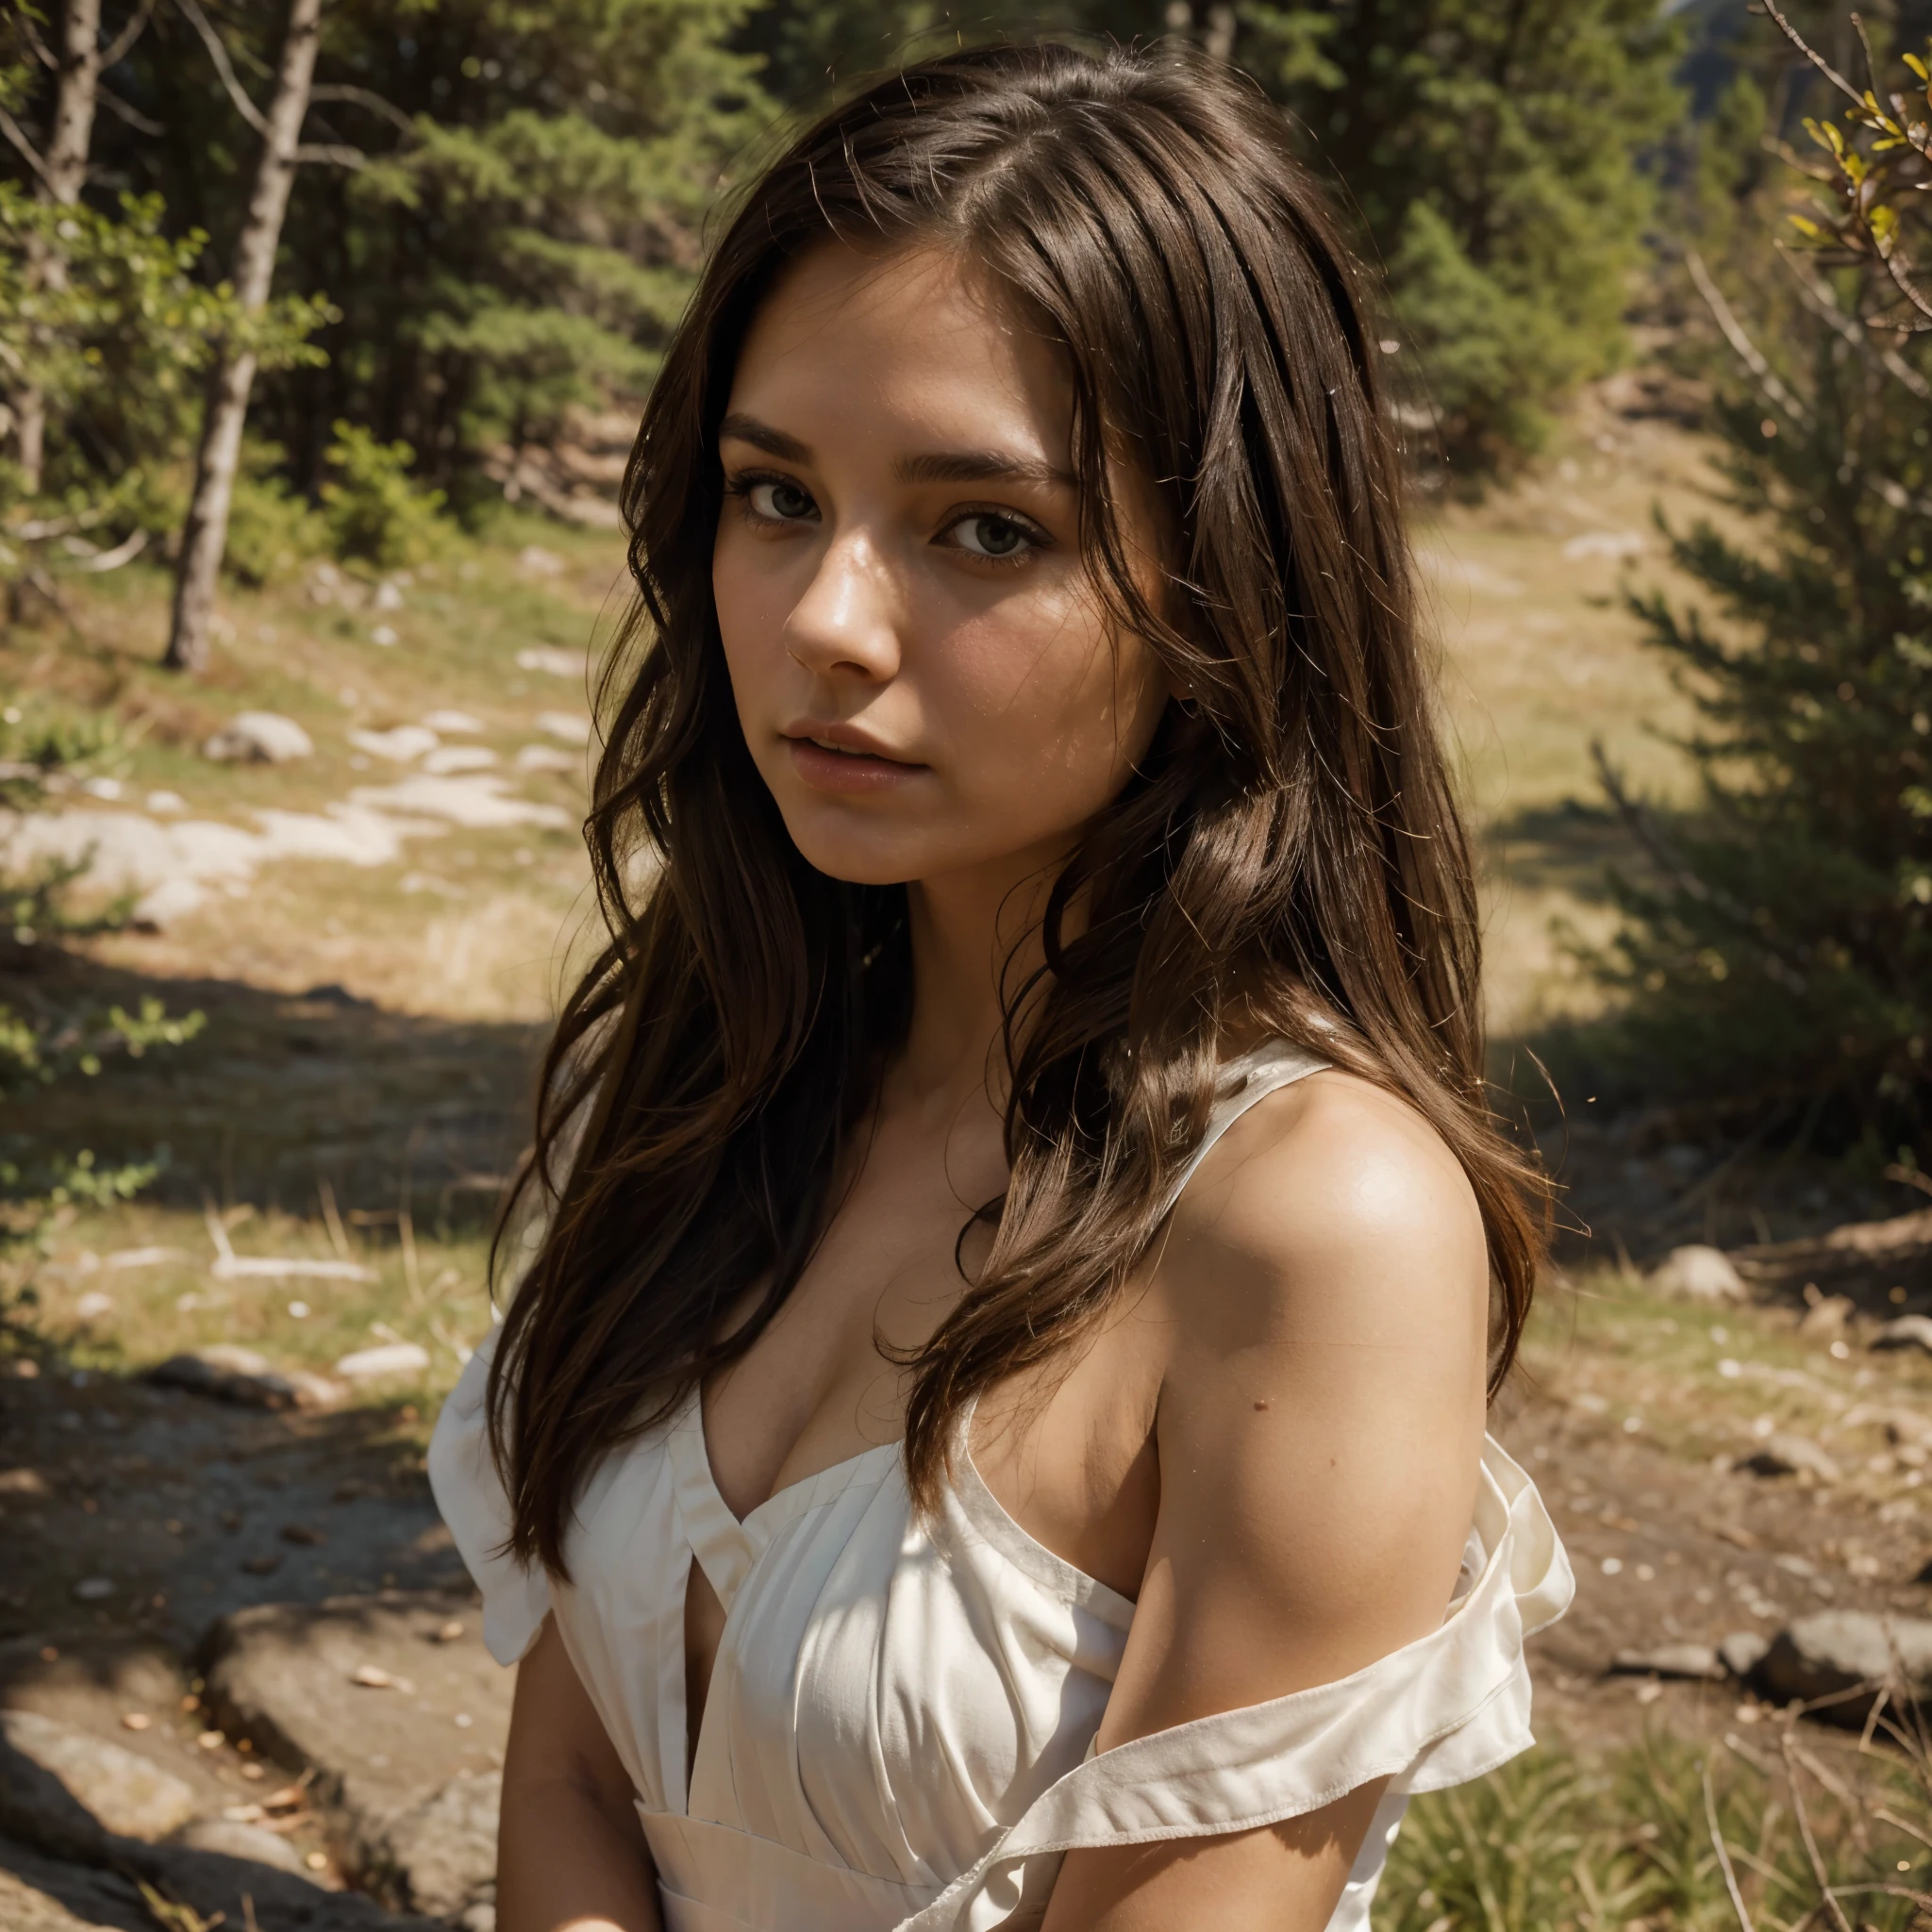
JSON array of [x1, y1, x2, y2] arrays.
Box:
[[712, 242, 1174, 892]]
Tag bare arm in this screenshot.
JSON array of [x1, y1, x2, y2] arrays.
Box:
[[498, 1615, 662, 1932], [1041, 1074, 1491, 1931]]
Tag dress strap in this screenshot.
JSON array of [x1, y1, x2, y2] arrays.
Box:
[[666, 1389, 759, 1611], [1155, 1039, 1330, 1220]]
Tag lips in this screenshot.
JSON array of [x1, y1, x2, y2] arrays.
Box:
[[781, 723, 925, 794]]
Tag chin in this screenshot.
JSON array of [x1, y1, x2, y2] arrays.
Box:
[[777, 817, 927, 889]]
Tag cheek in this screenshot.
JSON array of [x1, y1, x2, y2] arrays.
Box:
[[712, 531, 790, 710], [935, 593, 1158, 800]]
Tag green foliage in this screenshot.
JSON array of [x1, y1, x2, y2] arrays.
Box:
[[1245, 0, 1686, 478], [1565, 16, 1932, 1146], [225, 440, 326, 588], [1376, 1738, 1925, 1931], [0, 184, 328, 579], [321, 421, 448, 570]]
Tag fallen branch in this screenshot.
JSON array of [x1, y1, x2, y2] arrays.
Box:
[[1706, 1758, 1758, 1932]]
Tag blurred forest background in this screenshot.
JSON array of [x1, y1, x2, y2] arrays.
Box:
[[6, 4, 1932, 1931]]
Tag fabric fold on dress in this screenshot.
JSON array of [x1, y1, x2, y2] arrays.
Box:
[[427, 1333, 551, 1666], [897, 1436, 1573, 1932]]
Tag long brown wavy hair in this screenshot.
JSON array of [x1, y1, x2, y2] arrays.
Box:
[[489, 40, 1550, 1574]]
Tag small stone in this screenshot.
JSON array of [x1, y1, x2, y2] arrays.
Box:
[[333, 1341, 430, 1384], [279, 1524, 324, 1547], [305, 1851, 329, 1872], [436, 1619, 465, 1643], [1649, 1244, 1747, 1305], [0, 1468, 50, 1496], [1797, 1294, 1854, 1341], [170, 1815, 311, 1874], [71, 1579, 113, 1604], [196, 1730, 225, 1750], [1718, 1630, 1770, 1678], [240, 1554, 282, 1577], [1874, 1314, 1932, 1356], [1610, 1642, 1724, 1682], [349, 724, 438, 763], [73, 1292, 112, 1322], [202, 711, 314, 764], [119, 1713, 151, 1732], [1741, 1433, 1842, 1484], [0, 1708, 199, 1841]]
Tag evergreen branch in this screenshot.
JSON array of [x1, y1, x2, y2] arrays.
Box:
[[100, 0, 158, 70], [308, 84, 414, 137], [169, 0, 268, 137], [1775, 244, 1931, 399], [1687, 249, 1812, 424], [98, 85, 164, 137], [0, 106, 54, 191], [1758, 0, 1866, 109], [1591, 740, 1809, 995]]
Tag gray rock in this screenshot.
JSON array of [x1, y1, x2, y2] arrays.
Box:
[[199, 1591, 508, 1911], [373, 1771, 499, 1919], [1754, 1610, 1932, 1724], [170, 1815, 311, 1875], [148, 1346, 344, 1412], [1874, 1313, 1932, 1355], [0, 1711, 198, 1843], [1719, 1630, 1771, 1679], [1740, 1432, 1842, 1484], [202, 712, 314, 764], [1609, 1642, 1724, 1682], [1649, 1244, 1747, 1305]]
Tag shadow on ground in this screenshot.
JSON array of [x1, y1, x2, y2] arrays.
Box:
[[2, 949, 546, 1220]]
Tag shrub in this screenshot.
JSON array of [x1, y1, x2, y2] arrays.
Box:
[[320, 420, 447, 571], [224, 441, 326, 588]]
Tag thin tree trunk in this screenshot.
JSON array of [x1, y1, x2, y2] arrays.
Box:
[[164, 0, 323, 675], [15, 0, 105, 494]]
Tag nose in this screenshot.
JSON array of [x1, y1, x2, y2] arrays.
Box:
[[783, 528, 902, 684]]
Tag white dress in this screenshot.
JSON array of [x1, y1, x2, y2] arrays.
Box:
[[429, 1041, 1574, 1932]]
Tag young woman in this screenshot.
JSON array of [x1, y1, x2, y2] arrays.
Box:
[[431, 42, 1572, 1932]]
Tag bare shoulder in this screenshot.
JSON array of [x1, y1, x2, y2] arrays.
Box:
[[1152, 1065, 1489, 1366]]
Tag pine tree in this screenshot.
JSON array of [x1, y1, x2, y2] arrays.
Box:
[[1576, 8, 1932, 1150], [1233, 0, 1687, 476]]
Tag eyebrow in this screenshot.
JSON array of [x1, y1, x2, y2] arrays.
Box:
[[718, 412, 1073, 491]]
